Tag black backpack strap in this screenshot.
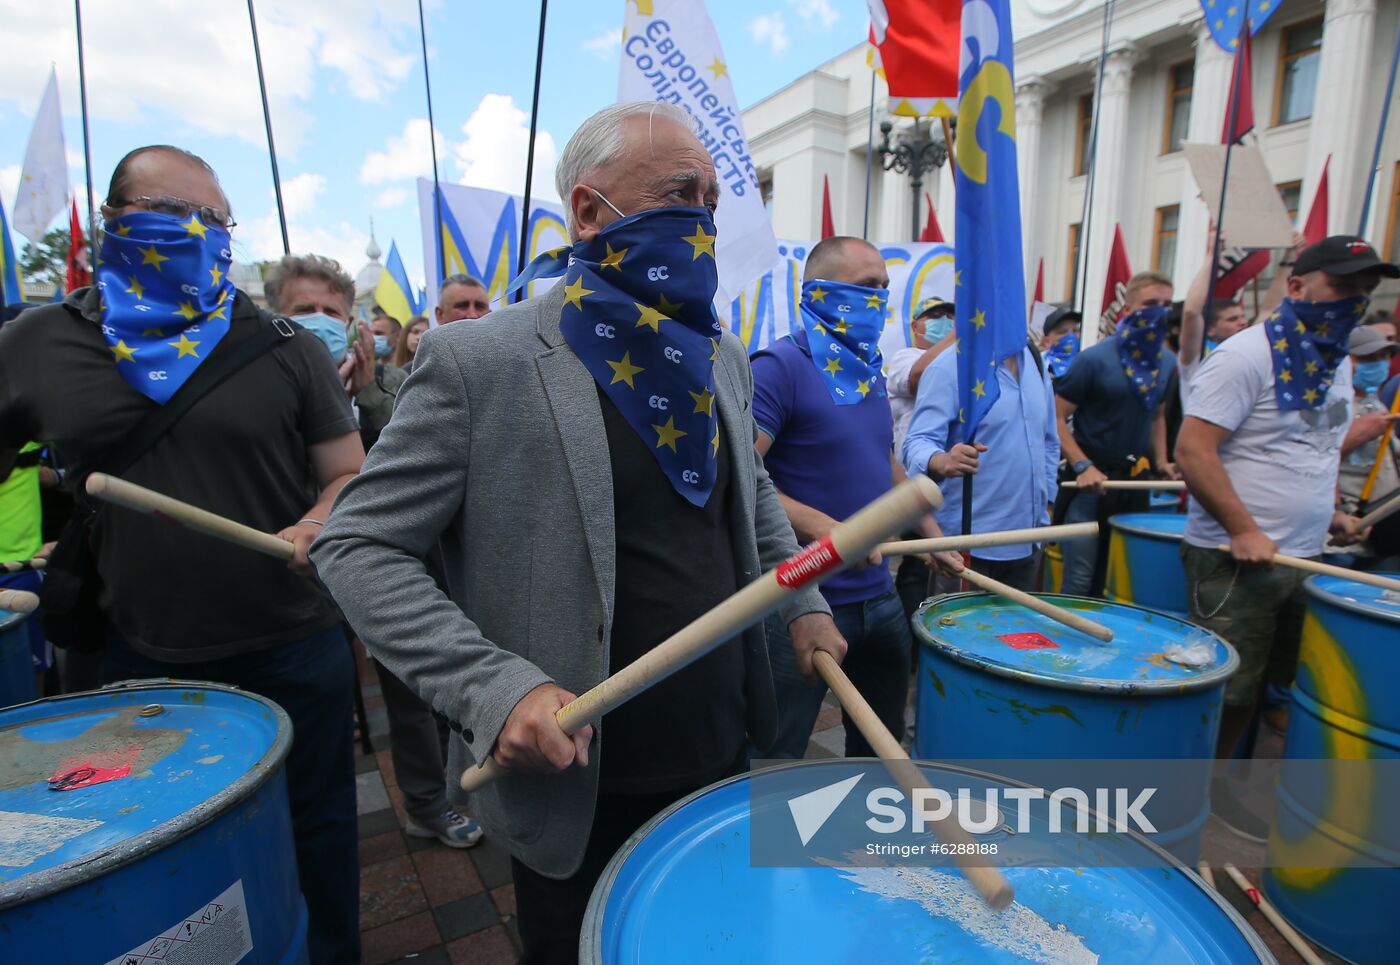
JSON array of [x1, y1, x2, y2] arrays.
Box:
[[1026, 337, 1045, 380]]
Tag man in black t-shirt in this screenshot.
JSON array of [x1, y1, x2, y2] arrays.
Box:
[[0, 145, 364, 964]]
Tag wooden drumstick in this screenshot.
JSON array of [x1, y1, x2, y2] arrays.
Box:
[[956, 565, 1115, 642], [0, 588, 40, 614], [460, 476, 944, 795], [1213, 545, 1400, 593], [0, 558, 46, 573], [1221, 863, 1326, 965], [878, 522, 1098, 558], [812, 650, 1015, 911], [1355, 492, 1400, 531], [1058, 480, 1186, 491], [86, 473, 295, 561]]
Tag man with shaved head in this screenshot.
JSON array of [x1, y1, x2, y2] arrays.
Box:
[[750, 235, 961, 763], [311, 102, 847, 961]]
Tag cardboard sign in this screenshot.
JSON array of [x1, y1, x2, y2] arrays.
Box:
[[1184, 143, 1295, 249]]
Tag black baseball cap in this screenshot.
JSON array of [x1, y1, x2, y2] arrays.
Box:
[[1292, 235, 1400, 279], [1043, 307, 1082, 337]]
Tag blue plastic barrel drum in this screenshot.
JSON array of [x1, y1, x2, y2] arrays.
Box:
[[1104, 512, 1189, 618], [0, 681, 307, 963], [0, 607, 37, 709]]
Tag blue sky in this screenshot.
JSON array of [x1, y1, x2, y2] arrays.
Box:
[[0, 0, 866, 289]]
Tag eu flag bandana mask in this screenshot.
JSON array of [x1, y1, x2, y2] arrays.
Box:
[[798, 279, 888, 405], [512, 205, 724, 507], [1266, 295, 1368, 410], [96, 211, 236, 404], [1115, 305, 1171, 410], [1045, 331, 1079, 379]]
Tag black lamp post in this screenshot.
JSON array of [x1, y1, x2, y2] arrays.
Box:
[[876, 118, 951, 241]]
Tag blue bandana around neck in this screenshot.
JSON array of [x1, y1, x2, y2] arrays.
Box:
[[1115, 305, 1172, 409], [1265, 295, 1369, 410], [1045, 331, 1079, 379], [515, 205, 724, 506], [798, 278, 888, 405], [96, 211, 236, 403]]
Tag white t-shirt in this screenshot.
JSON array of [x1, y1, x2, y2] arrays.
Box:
[[887, 346, 924, 455], [1184, 323, 1352, 557]]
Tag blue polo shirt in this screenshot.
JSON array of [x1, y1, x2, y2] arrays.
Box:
[[751, 331, 895, 605], [1054, 334, 1178, 466]]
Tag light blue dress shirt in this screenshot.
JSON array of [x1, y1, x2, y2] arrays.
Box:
[[901, 345, 1061, 561]]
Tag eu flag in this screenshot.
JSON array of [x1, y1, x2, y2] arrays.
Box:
[[954, 0, 1026, 440], [0, 197, 23, 305], [1199, 0, 1282, 52]]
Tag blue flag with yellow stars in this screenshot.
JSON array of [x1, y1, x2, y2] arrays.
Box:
[[954, 0, 1028, 440], [543, 206, 724, 507], [798, 278, 888, 405], [96, 211, 235, 404], [1045, 331, 1079, 379], [1199, 0, 1281, 52], [1265, 295, 1368, 411], [1116, 305, 1172, 409]]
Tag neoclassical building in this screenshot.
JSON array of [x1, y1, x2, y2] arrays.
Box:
[[743, 0, 1400, 337]]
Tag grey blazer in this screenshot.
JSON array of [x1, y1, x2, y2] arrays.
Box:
[[311, 283, 829, 877]]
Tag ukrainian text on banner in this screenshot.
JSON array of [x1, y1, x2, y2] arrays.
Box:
[[618, 0, 777, 310], [416, 178, 568, 312]]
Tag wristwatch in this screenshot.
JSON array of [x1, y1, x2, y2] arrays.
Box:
[[1072, 459, 1094, 475]]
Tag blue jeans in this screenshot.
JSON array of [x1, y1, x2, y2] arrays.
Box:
[[102, 625, 360, 965], [1060, 491, 1101, 596], [760, 586, 913, 759]]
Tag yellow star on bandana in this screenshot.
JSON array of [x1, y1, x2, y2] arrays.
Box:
[[125, 276, 146, 300], [139, 245, 170, 270], [209, 264, 225, 286], [711, 425, 721, 455], [682, 223, 716, 260], [690, 387, 715, 416], [864, 292, 884, 309], [807, 286, 829, 303], [856, 379, 871, 397], [172, 301, 200, 322], [607, 351, 644, 388], [710, 338, 720, 361], [181, 215, 209, 238], [168, 333, 201, 358], [599, 242, 628, 271], [652, 416, 687, 452], [635, 302, 666, 333], [823, 356, 842, 376], [562, 276, 594, 310], [656, 292, 684, 317], [110, 340, 138, 363]]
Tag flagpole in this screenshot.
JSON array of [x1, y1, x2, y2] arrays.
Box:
[[245, 0, 289, 256], [1073, 0, 1116, 315], [863, 71, 876, 240], [516, 0, 549, 303], [1204, 21, 1248, 318], [72, 1, 98, 275], [1357, 20, 1400, 236], [417, 0, 445, 286]]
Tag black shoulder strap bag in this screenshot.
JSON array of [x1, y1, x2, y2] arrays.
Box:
[[41, 312, 297, 652]]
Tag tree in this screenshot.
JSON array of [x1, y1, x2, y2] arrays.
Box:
[[18, 228, 69, 289]]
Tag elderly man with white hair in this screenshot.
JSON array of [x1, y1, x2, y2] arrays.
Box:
[[310, 101, 846, 962]]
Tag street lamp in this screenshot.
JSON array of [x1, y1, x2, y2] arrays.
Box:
[[876, 118, 951, 242]]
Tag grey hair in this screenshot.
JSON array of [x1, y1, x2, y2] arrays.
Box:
[[264, 253, 355, 314], [439, 273, 485, 296], [554, 101, 694, 233]]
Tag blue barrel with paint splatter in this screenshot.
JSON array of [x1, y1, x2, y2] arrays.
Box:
[[0, 681, 307, 963], [581, 760, 1273, 963], [1104, 513, 1189, 618], [913, 593, 1237, 863], [1264, 575, 1400, 965], [0, 609, 36, 709]]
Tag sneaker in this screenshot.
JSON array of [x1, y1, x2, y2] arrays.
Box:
[[1210, 779, 1268, 844], [405, 808, 484, 848]]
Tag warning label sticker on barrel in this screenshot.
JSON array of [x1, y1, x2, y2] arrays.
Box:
[[104, 880, 253, 965], [997, 632, 1059, 651], [775, 534, 844, 589]]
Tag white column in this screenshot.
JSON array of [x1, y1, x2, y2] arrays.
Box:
[[1301, 0, 1377, 236], [1172, 20, 1234, 294], [1081, 43, 1141, 344], [1016, 75, 1053, 292]]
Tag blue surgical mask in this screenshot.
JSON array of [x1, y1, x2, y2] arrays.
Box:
[[295, 312, 348, 362], [924, 315, 954, 342], [374, 335, 392, 359], [1354, 359, 1389, 393]]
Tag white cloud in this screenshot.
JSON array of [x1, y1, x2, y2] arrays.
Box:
[[0, 165, 19, 212], [280, 172, 326, 220], [791, 0, 839, 30], [0, 0, 421, 154], [360, 119, 446, 185], [749, 13, 790, 56], [374, 186, 409, 209], [234, 206, 371, 278], [581, 27, 621, 61], [452, 94, 558, 201]]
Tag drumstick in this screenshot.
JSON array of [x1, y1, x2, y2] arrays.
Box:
[[0, 588, 40, 614], [1196, 860, 1216, 889], [1214, 545, 1400, 592], [86, 473, 295, 561], [957, 565, 1115, 642], [1356, 491, 1400, 530], [812, 650, 1014, 912], [1058, 480, 1185, 491], [0, 558, 46, 573], [1221, 863, 1326, 965], [460, 476, 943, 795], [878, 522, 1098, 558], [1358, 381, 1400, 505]]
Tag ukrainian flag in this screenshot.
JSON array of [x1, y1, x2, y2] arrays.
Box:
[[0, 197, 24, 305], [954, 0, 1026, 440], [374, 241, 422, 324]]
